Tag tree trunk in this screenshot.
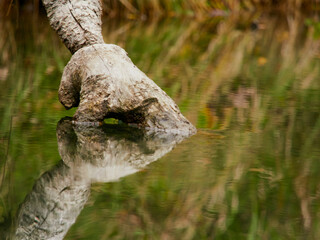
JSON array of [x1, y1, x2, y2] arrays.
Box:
[[42, 0, 104, 54], [42, 0, 196, 135]]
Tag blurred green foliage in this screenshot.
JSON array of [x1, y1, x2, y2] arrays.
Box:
[[2, 0, 320, 19], [102, 0, 320, 18], [0, 7, 320, 240], [305, 18, 320, 39]]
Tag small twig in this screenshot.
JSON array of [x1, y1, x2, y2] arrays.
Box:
[[6, 0, 14, 16]]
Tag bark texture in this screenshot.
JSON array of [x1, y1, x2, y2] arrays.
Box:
[[42, 0, 196, 135], [59, 44, 196, 135], [42, 0, 104, 54], [15, 118, 188, 239]]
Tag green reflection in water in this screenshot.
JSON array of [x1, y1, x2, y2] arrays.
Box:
[[1, 11, 320, 239]]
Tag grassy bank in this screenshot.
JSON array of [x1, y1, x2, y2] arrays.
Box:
[[2, 0, 320, 19], [103, 0, 320, 18]]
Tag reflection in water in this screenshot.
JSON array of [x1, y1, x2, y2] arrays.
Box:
[[15, 118, 188, 239], [1, 10, 320, 240]]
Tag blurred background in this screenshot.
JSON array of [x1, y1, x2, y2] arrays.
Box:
[[1, 0, 320, 239]]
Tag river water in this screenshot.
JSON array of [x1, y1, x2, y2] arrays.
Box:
[[1, 12, 320, 239]]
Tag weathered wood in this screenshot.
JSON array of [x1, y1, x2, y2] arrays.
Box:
[[42, 0, 196, 135], [59, 44, 196, 135], [42, 0, 104, 54]]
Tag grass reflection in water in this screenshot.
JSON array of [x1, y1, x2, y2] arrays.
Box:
[[0, 10, 320, 239]]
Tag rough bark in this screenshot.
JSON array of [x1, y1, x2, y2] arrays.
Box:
[[15, 118, 188, 239], [42, 0, 196, 135], [59, 44, 196, 135], [41, 0, 104, 54]]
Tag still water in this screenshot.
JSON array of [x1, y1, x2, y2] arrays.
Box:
[[1, 11, 320, 239]]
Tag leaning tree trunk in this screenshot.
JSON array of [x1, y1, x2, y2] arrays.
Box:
[[42, 0, 196, 135]]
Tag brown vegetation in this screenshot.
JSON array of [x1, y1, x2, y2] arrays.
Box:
[[2, 0, 320, 19]]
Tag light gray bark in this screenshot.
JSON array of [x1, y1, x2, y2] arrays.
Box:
[[42, 0, 196, 135], [41, 0, 104, 54], [15, 118, 188, 240], [59, 44, 196, 135]]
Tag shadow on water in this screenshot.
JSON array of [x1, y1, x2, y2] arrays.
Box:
[[14, 118, 188, 239]]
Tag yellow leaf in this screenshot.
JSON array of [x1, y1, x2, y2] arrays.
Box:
[[258, 57, 267, 66]]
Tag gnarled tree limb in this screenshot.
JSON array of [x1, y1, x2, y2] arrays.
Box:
[[42, 0, 196, 135]]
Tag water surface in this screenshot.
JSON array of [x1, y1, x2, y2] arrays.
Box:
[[1, 12, 320, 239]]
